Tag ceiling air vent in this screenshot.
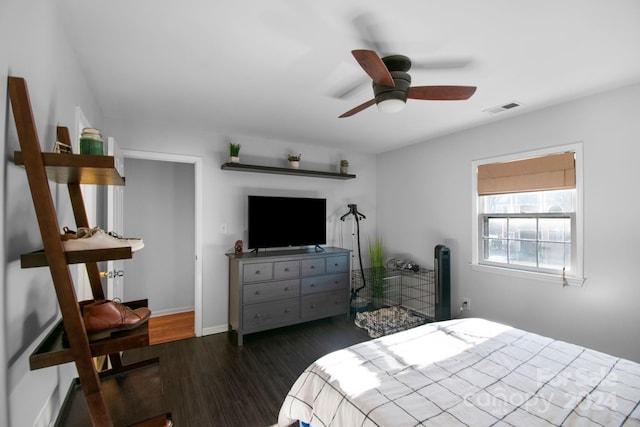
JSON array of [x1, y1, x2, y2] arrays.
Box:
[[484, 101, 523, 115]]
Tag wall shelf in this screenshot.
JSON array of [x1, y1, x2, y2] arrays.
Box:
[[30, 300, 150, 370], [20, 247, 133, 269], [221, 162, 356, 180], [56, 359, 170, 427], [14, 151, 125, 185]]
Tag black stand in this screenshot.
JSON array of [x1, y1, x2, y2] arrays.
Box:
[[340, 204, 367, 296]]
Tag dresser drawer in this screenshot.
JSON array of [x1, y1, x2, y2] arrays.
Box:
[[326, 255, 349, 273], [301, 273, 349, 295], [243, 279, 300, 304], [301, 291, 349, 320], [243, 262, 273, 282], [243, 298, 300, 331], [301, 258, 326, 276], [274, 260, 300, 279]]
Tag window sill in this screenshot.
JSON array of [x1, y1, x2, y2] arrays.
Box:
[[470, 263, 585, 287]]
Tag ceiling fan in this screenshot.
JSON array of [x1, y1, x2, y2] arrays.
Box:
[[339, 49, 477, 118]]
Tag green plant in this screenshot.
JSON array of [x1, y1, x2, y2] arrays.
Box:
[[229, 142, 241, 157], [368, 234, 385, 299], [340, 159, 349, 167], [288, 153, 301, 161]]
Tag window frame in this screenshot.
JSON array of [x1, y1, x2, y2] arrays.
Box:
[[471, 143, 585, 286]]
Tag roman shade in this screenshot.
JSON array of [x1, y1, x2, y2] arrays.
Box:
[[477, 151, 575, 195]]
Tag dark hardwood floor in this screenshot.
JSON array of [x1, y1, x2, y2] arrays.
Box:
[[123, 315, 371, 426]]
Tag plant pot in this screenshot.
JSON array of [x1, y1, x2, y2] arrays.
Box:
[[370, 297, 385, 310], [230, 156, 240, 163], [289, 160, 300, 169], [340, 166, 348, 174]]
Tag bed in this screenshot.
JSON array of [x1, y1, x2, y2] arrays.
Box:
[[278, 318, 640, 426]]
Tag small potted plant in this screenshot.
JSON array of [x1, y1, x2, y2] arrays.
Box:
[[340, 159, 349, 174], [288, 154, 301, 169], [229, 142, 241, 163]]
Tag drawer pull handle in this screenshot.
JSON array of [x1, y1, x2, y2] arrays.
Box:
[[311, 304, 316, 308], [255, 314, 261, 318], [255, 270, 261, 275], [310, 283, 315, 287], [334, 263, 339, 267], [284, 268, 289, 272], [284, 308, 290, 313], [284, 287, 289, 291], [310, 265, 315, 269], [255, 291, 260, 295]]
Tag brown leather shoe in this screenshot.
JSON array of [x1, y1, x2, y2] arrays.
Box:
[[83, 299, 151, 340]]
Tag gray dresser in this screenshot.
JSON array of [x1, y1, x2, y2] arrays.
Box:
[[227, 247, 351, 345]]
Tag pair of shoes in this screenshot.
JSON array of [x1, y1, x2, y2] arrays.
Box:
[[82, 299, 151, 341], [61, 226, 144, 252]]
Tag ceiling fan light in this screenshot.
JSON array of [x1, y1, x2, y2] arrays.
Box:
[[377, 98, 406, 114]]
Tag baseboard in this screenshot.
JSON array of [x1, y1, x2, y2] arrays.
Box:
[[150, 306, 194, 318], [202, 324, 227, 336]]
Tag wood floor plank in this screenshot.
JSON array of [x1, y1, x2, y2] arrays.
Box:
[[148, 311, 195, 345], [123, 315, 370, 426]]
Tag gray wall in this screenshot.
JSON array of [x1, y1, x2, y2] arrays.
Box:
[[104, 116, 380, 335], [123, 158, 195, 314], [1, 0, 106, 425], [377, 83, 640, 362]]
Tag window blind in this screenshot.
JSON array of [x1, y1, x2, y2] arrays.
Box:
[[477, 151, 575, 195]]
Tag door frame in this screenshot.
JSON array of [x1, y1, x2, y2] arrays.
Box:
[[121, 149, 203, 337]]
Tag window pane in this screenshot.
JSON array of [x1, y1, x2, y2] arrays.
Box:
[[539, 218, 570, 243], [543, 191, 574, 213], [509, 240, 537, 266], [486, 217, 507, 238], [481, 189, 574, 214], [483, 238, 507, 262], [509, 218, 536, 241], [540, 242, 571, 271]]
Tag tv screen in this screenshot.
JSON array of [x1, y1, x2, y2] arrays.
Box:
[[248, 195, 326, 249]]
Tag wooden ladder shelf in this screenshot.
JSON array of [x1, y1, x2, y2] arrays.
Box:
[[8, 76, 170, 426]]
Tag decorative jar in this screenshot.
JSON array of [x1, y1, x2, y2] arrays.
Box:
[[79, 128, 104, 155]]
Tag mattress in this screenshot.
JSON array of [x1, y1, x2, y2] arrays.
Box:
[[278, 318, 640, 426]]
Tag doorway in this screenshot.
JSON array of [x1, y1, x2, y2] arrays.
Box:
[[121, 150, 203, 337]]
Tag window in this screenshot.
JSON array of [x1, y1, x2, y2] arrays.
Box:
[[472, 144, 584, 285], [480, 190, 575, 273]]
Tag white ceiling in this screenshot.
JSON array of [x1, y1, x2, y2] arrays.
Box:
[[57, 0, 640, 154]]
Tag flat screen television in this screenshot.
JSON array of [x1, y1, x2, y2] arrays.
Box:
[[248, 195, 326, 250]]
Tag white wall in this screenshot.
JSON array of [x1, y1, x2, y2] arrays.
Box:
[[377, 83, 640, 362], [103, 117, 379, 333], [1, 0, 105, 425]]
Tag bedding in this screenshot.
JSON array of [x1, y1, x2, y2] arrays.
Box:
[[278, 318, 640, 426]]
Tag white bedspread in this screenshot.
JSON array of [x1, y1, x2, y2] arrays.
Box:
[[278, 318, 640, 426]]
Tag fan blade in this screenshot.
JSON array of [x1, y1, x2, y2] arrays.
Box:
[[408, 86, 477, 100], [352, 50, 395, 87], [352, 12, 395, 56], [330, 75, 370, 99], [339, 98, 376, 118]]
